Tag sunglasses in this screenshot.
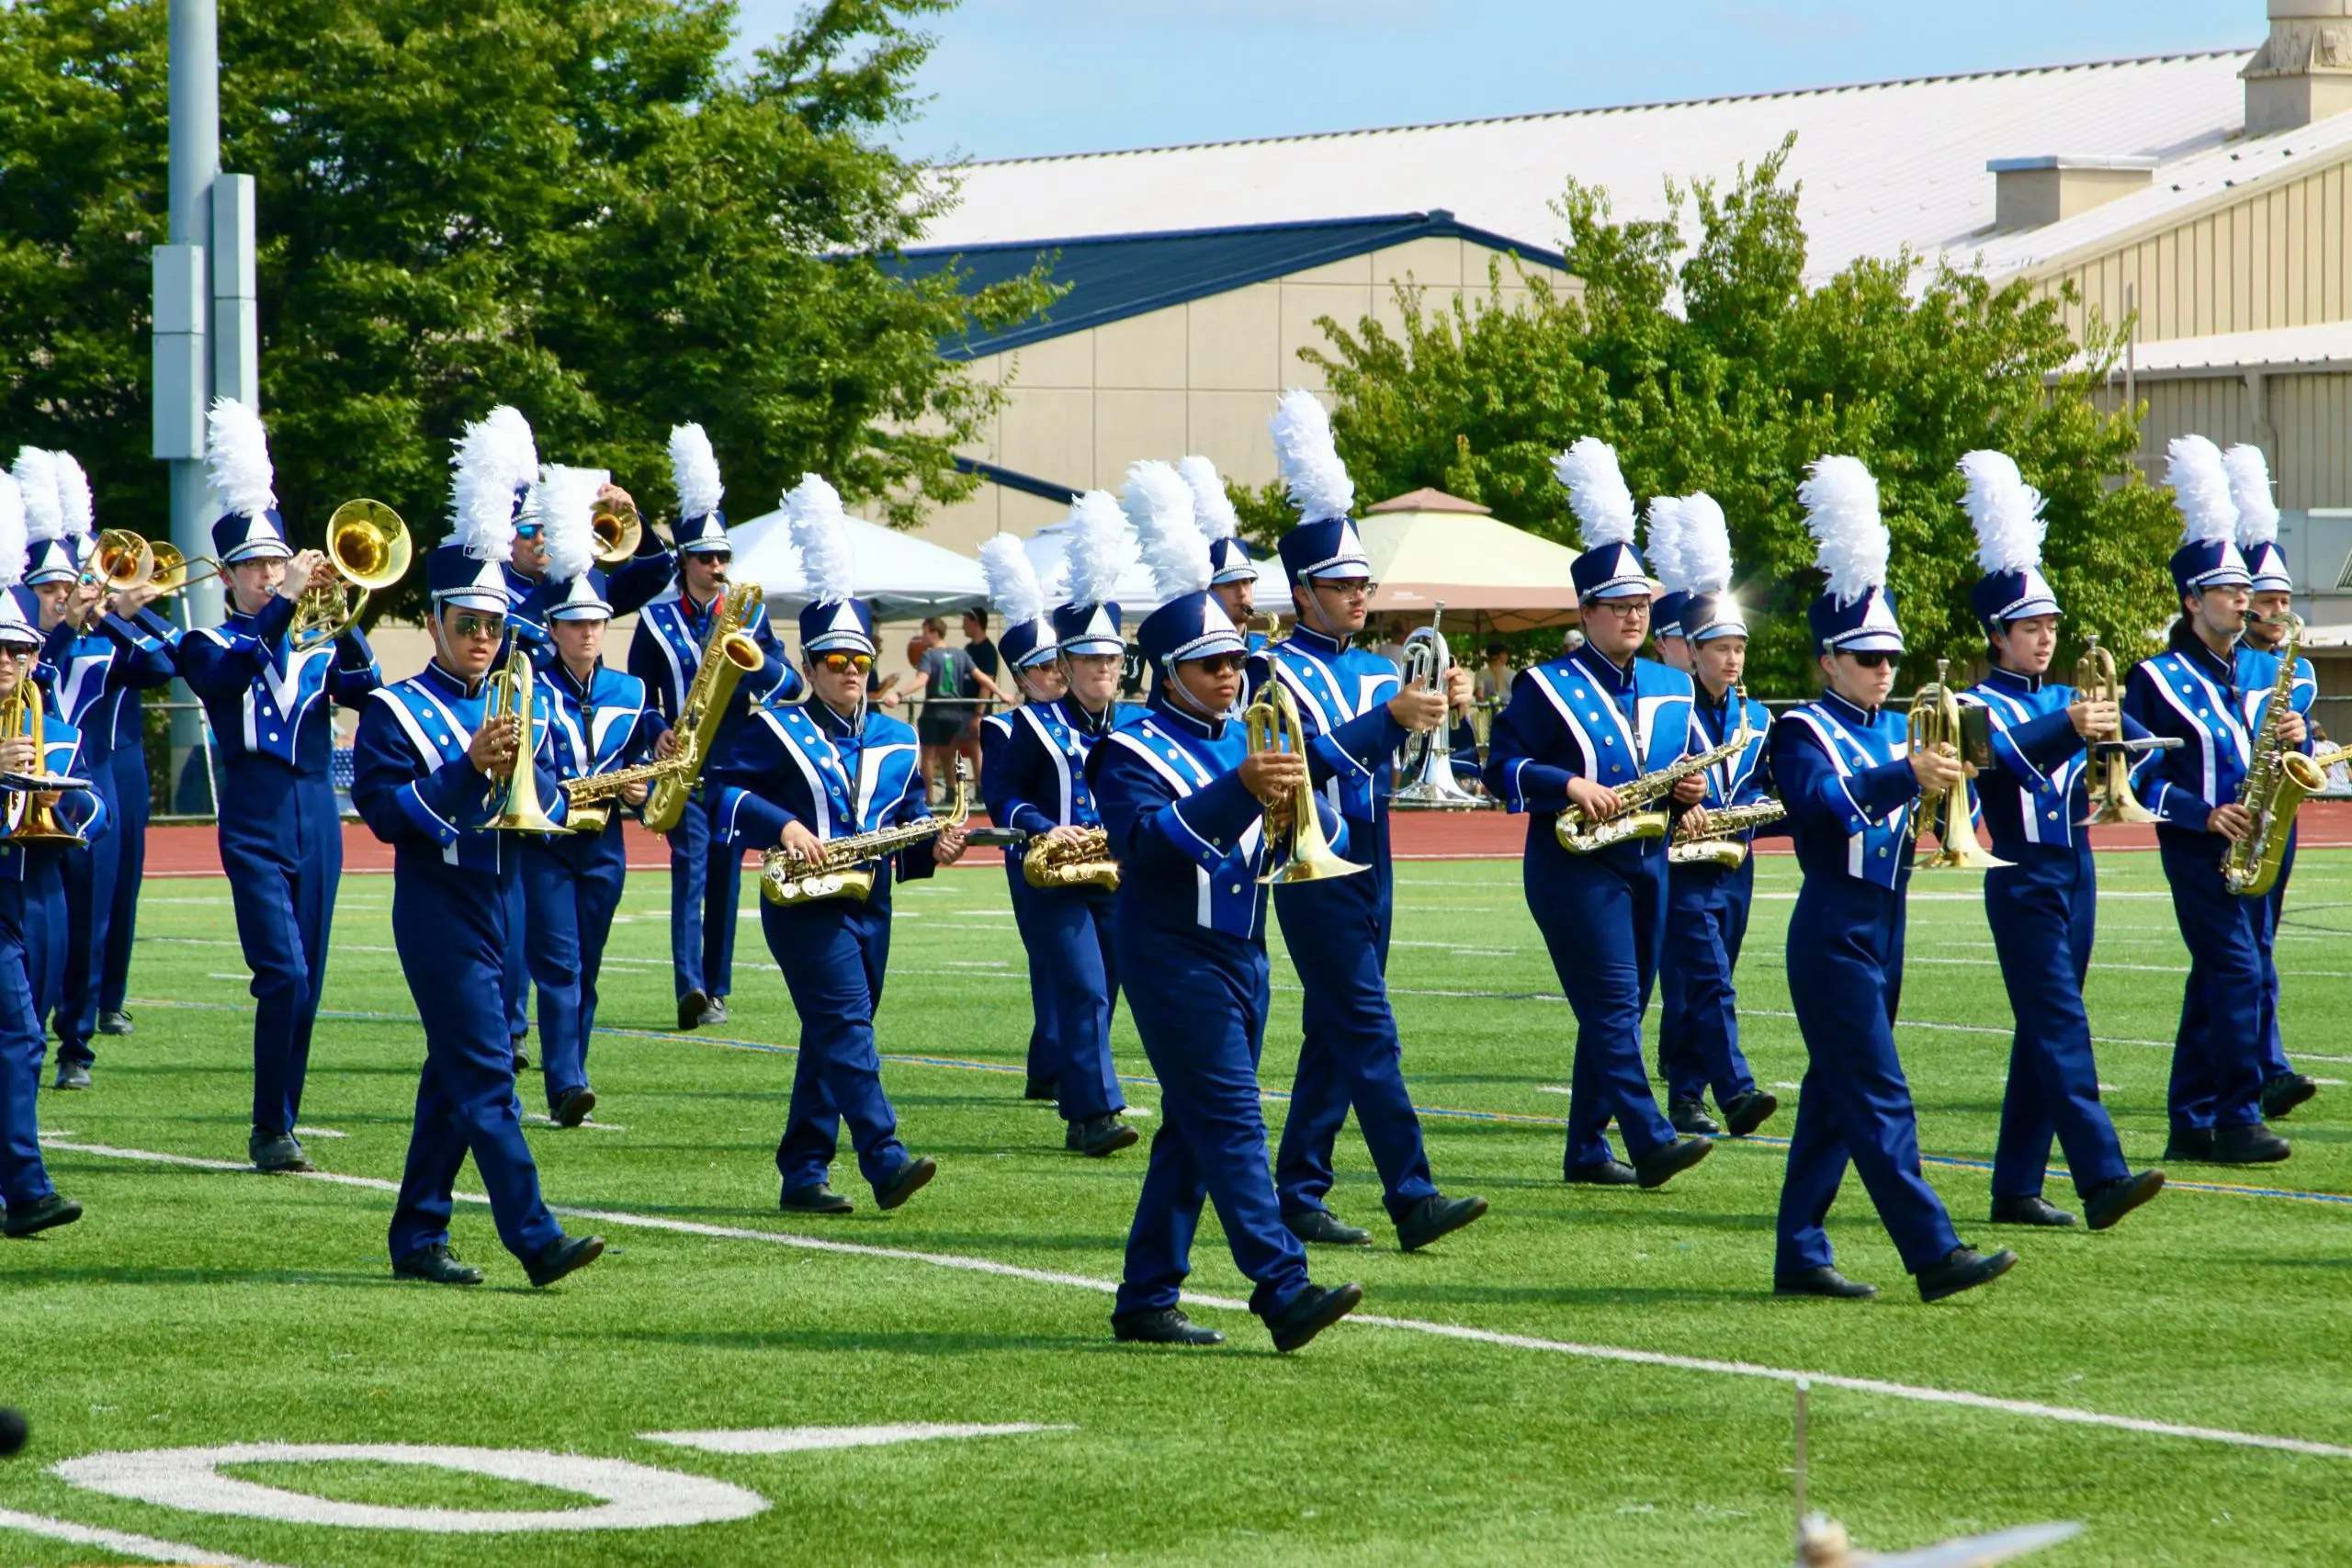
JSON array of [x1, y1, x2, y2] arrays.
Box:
[[450, 614, 506, 640], [817, 652, 873, 674], [1848, 650, 1897, 670], [692, 552, 733, 566], [513, 524, 544, 540], [1186, 652, 1247, 675]]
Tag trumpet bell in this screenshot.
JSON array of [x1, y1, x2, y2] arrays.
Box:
[[1261, 829, 1368, 885], [592, 500, 642, 565], [2085, 793, 2157, 827]]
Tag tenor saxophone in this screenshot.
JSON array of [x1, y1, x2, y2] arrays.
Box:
[[1555, 705, 1753, 854], [643, 581, 765, 834], [761, 762, 971, 905], [2225, 613, 2323, 898]]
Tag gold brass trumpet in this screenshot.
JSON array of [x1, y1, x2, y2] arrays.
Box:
[[1242, 679, 1363, 885], [288, 500, 410, 649], [592, 494, 642, 565], [0, 681, 90, 845], [1908, 659, 2009, 871], [2075, 634, 2155, 826], [483, 651, 570, 835]]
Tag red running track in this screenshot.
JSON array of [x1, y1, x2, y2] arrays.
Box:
[[138, 798, 2352, 877]]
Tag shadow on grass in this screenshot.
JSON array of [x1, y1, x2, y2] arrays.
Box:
[[587, 1325, 1099, 1356], [1369, 1280, 1761, 1307], [0, 1262, 397, 1289]]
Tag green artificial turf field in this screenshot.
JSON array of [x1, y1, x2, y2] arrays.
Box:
[[2, 849, 2348, 1567]]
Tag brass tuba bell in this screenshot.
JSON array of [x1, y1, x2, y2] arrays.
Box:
[[1243, 679, 1365, 885]]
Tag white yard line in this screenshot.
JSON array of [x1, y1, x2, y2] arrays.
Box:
[[0, 1505, 290, 1567], [35, 1139, 2352, 1466]]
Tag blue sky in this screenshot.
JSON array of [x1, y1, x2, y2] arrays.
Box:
[[728, 0, 2256, 163]]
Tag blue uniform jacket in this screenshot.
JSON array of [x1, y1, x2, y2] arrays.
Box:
[[40, 615, 176, 768], [2122, 626, 2301, 838], [176, 594, 381, 778], [1, 712, 107, 880], [1957, 668, 2159, 856], [540, 662, 668, 811], [979, 695, 1144, 855], [1770, 692, 1920, 889], [1483, 644, 1701, 873], [708, 698, 939, 898], [1263, 626, 1410, 831], [626, 589, 797, 754], [1688, 682, 1778, 824], [350, 660, 570, 881]]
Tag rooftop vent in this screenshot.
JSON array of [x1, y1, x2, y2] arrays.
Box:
[[2245, 0, 2352, 138], [1986, 156, 2159, 232]]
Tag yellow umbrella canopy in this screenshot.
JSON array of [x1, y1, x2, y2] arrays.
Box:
[[1355, 489, 1585, 632]]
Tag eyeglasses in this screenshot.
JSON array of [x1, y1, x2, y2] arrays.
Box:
[[1187, 652, 1247, 675], [1313, 579, 1373, 600], [1587, 599, 1652, 618], [1848, 650, 1896, 670], [817, 652, 873, 674], [449, 614, 506, 640]]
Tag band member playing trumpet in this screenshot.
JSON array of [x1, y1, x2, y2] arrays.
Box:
[[707, 474, 960, 1217], [349, 537, 604, 1289], [2123, 436, 2306, 1165], [1088, 495, 1362, 1352], [1647, 494, 1780, 1140], [628, 424, 795, 1032], [2227, 446, 2321, 1122], [1246, 400, 1485, 1253], [1485, 439, 1713, 1191], [976, 511, 1141, 1154], [176, 401, 381, 1173], [1952, 452, 2164, 1232], [1769, 456, 2015, 1303]]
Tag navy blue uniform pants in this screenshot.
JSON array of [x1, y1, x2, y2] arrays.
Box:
[[219, 772, 341, 1137], [0, 879, 59, 1213], [1984, 848, 2130, 1200], [1777, 877, 1960, 1277], [52, 764, 121, 1066], [1005, 865, 1125, 1121], [2157, 829, 2268, 1132], [763, 895, 912, 1197], [1115, 921, 1310, 1320], [524, 828, 628, 1111], [503, 874, 529, 1044], [2256, 830, 2296, 1080], [1526, 846, 1677, 1171], [669, 788, 742, 999], [1272, 845, 1437, 1223], [388, 867, 563, 1264], [1657, 856, 1760, 1109], [99, 741, 149, 1014]]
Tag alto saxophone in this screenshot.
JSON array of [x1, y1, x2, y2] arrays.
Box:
[[1022, 826, 1120, 890], [2225, 613, 2323, 898], [643, 581, 766, 834], [762, 761, 971, 906], [1555, 703, 1754, 855], [1667, 799, 1788, 869]]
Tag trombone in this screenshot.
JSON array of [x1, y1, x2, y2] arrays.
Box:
[[1907, 659, 2008, 871], [1242, 680, 1364, 885], [288, 500, 411, 649], [75, 529, 154, 593], [147, 541, 228, 599], [592, 494, 642, 565]]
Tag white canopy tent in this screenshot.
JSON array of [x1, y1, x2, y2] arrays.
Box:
[[1021, 513, 1287, 615], [729, 507, 989, 622]]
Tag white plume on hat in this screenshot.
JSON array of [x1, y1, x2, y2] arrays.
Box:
[[1063, 490, 1136, 607], [1553, 437, 1638, 549], [1799, 456, 1889, 607], [51, 452, 93, 543], [2165, 434, 2238, 547], [979, 535, 1046, 629], [0, 470, 26, 589], [449, 405, 537, 562], [1269, 389, 1354, 523], [1644, 497, 1690, 593], [534, 464, 607, 585], [1129, 479, 1212, 602], [785, 473, 856, 604], [205, 399, 277, 525], [668, 423, 725, 522], [1121, 460, 1196, 554], [1959, 450, 2047, 576], [1678, 493, 1735, 595], [1179, 455, 1240, 544], [2223, 444, 2280, 549], [13, 448, 61, 545]]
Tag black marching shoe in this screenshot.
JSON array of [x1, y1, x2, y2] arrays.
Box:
[[1917, 1246, 2018, 1303], [1266, 1281, 1363, 1353], [779, 1183, 854, 1216], [523, 1233, 605, 1288], [1634, 1136, 1713, 1190], [1395, 1193, 1488, 1253], [392, 1243, 484, 1285], [875, 1156, 937, 1212], [2260, 1072, 2318, 1121], [1066, 1113, 1139, 1158], [52, 1061, 90, 1092], [2161, 1126, 2213, 1161], [2083, 1168, 2165, 1232], [552, 1086, 597, 1129], [96, 1010, 133, 1037], [3, 1194, 82, 1238], [1774, 1265, 1877, 1300], [1564, 1158, 1639, 1187], [2209, 1122, 2291, 1165], [702, 996, 729, 1027], [1989, 1193, 2077, 1227], [1668, 1099, 1723, 1137], [1283, 1208, 1372, 1247], [511, 1040, 531, 1073], [249, 1131, 312, 1174], [1023, 1074, 1060, 1101], [1722, 1088, 1780, 1138], [676, 989, 710, 1032], [1111, 1307, 1224, 1347]]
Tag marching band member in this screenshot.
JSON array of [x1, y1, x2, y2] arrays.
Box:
[[0, 472, 92, 1235], [2124, 436, 2305, 1164], [1643, 497, 1693, 678], [1953, 452, 2163, 1232], [628, 424, 795, 1032], [176, 401, 380, 1173], [707, 474, 959, 1217], [1768, 457, 2014, 1302], [1485, 439, 1713, 1191], [1181, 455, 1264, 645], [1649, 494, 1780, 1140], [2226, 445, 2320, 1122], [96, 574, 185, 1042], [1250, 398, 1486, 1252], [350, 534, 605, 1289], [522, 468, 675, 1127], [976, 506, 1140, 1154], [1089, 480, 1362, 1352]]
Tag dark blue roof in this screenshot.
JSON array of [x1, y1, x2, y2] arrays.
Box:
[[899, 211, 1566, 361]]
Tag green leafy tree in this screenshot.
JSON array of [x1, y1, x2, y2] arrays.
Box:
[[0, 0, 1053, 616], [1272, 139, 2174, 694]]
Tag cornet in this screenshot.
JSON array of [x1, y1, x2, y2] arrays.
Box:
[[1242, 680, 1364, 885], [288, 500, 411, 649], [2075, 634, 2156, 825], [1908, 659, 2009, 871], [482, 650, 570, 836]]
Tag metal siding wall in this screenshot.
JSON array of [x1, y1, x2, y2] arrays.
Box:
[[2097, 372, 2352, 510]]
